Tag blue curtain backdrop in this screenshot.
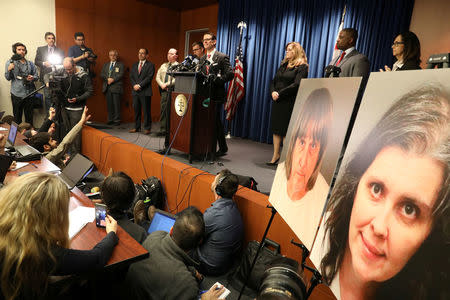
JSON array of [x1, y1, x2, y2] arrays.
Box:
[[216, 0, 415, 143]]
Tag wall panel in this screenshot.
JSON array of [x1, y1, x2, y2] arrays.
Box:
[[55, 0, 180, 123]]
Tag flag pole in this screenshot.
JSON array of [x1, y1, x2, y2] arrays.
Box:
[[226, 21, 247, 138]]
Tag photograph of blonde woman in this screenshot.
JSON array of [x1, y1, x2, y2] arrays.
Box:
[[311, 82, 449, 300]]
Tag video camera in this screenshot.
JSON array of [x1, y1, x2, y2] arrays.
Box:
[[81, 47, 97, 59]]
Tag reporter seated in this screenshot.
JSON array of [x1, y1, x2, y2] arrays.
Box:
[[193, 170, 244, 276], [24, 107, 57, 139], [29, 106, 90, 168], [18, 122, 33, 135], [125, 206, 225, 300], [101, 171, 147, 244], [0, 172, 118, 300], [1, 115, 14, 125]]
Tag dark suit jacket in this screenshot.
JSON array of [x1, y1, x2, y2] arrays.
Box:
[[130, 60, 155, 96], [34, 45, 64, 81], [397, 59, 421, 71], [100, 61, 125, 94], [199, 50, 234, 102], [330, 49, 370, 78]]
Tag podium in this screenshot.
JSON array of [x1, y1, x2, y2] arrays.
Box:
[[168, 71, 215, 162]]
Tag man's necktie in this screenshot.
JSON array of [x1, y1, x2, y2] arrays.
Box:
[[109, 62, 114, 77], [206, 54, 211, 74], [138, 62, 143, 74], [336, 51, 346, 66]]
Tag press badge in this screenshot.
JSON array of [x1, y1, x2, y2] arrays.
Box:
[[115, 67, 119, 72]]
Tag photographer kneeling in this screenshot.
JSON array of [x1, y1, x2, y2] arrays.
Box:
[[44, 57, 93, 154]]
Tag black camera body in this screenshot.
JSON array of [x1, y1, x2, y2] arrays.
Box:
[[82, 47, 97, 59]]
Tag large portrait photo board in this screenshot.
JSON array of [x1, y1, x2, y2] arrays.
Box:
[[310, 68, 450, 300], [268, 77, 362, 250]]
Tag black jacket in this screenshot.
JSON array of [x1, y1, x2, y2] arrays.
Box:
[[198, 50, 234, 102], [44, 67, 93, 108]]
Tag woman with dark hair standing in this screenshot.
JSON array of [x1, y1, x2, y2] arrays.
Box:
[[0, 172, 118, 300], [312, 86, 449, 300], [380, 31, 421, 71], [267, 42, 308, 165]]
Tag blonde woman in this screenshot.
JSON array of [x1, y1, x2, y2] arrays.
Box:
[[0, 172, 118, 300], [268, 42, 308, 165]]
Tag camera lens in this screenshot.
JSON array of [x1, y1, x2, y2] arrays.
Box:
[[258, 258, 306, 300]]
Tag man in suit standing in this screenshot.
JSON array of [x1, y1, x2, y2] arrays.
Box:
[[34, 32, 64, 111], [129, 48, 155, 134], [199, 32, 234, 157], [101, 49, 124, 126], [328, 28, 370, 79]]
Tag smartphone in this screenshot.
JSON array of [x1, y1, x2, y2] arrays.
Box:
[[94, 203, 107, 228]]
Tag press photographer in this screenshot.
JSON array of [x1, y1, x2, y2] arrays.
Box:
[[35, 32, 64, 113], [44, 57, 93, 154], [68, 32, 97, 76], [4, 42, 38, 125]]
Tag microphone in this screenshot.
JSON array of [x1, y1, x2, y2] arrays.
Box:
[[324, 65, 341, 78], [10, 54, 22, 61], [196, 59, 210, 72]]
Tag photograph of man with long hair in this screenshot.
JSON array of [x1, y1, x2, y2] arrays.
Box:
[[269, 88, 333, 249], [311, 85, 449, 300]]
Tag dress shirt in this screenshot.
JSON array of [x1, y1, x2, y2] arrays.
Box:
[[156, 61, 179, 88], [206, 49, 216, 64]]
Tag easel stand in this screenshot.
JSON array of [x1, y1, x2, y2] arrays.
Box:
[[237, 205, 277, 300], [291, 240, 323, 299]]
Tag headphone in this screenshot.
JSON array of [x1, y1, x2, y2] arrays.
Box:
[[215, 174, 228, 197], [12, 43, 27, 55]]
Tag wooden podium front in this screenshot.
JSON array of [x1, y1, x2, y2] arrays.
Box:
[[169, 72, 215, 162]]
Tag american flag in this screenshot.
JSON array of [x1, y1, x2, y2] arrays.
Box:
[[332, 5, 346, 61], [225, 45, 245, 121]]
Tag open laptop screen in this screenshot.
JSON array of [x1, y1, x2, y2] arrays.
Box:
[[7, 122, 18, 146], [61, 153, 94, 188], [147, 211, 176, 234]]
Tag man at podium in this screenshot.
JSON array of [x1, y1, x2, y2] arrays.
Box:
[[199, 32, 233, 157]]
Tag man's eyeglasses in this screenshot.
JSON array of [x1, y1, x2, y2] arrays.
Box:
[[202, 38, 213, 42], [392, 41, 404, 46]]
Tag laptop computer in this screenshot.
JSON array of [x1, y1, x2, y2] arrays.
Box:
[[6, 122, 41, 157], [6, 122, 18, 147], [147, 209, 177, 234], [57, 153, 94, 190]]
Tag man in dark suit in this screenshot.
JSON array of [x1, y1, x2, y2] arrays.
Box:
[[101, 49, 124, 126], [328, 28, 370, 79], [34, 32, 64, 111], [199, 32, 233, 156], [129, 48, 155, 134]]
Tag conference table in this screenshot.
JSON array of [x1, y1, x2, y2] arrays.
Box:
[[2, 125, 149, 268]]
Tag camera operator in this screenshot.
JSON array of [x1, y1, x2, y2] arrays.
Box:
[[68, 32, 97, 76], [35, 32, 64, 113], [44, 57, 93, 154], [4, 42, 38, 125]]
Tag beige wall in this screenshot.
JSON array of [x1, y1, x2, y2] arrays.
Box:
[[410, 0, 450, 68], [0, 0, 55, 121]]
